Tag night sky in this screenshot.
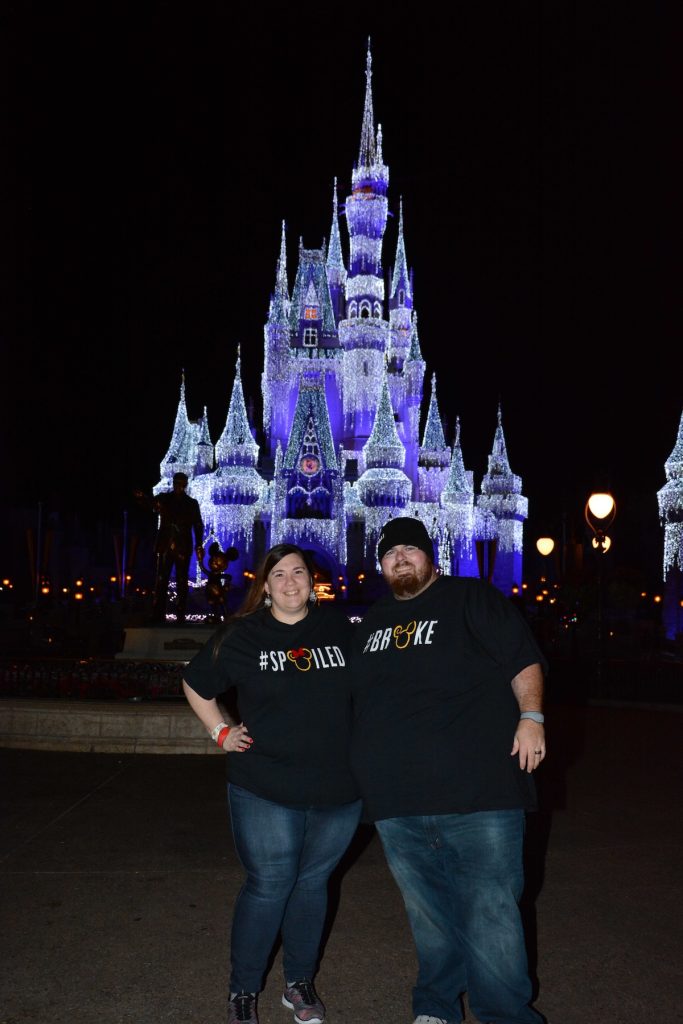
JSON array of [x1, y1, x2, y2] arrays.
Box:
[[3, 6, 678, 579]]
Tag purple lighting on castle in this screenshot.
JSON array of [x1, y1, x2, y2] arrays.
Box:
[[153, 44, 528, 595]]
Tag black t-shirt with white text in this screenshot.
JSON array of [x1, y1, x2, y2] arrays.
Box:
[[350, 576, 547, 821], [184, 604, 358, 808]]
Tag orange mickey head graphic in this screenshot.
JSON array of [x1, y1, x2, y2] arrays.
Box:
[[287, 646, 313, 672], [393, 621, 417, 650]]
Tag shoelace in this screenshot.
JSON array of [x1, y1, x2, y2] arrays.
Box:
[[232, 993, 255, 1021], [291, 981, 316, 1005]]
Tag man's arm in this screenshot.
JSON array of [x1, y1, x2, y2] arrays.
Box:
[[510, 662, 546, 773]]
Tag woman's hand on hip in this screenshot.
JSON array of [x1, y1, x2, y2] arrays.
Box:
[[223, 723, 253, 753]]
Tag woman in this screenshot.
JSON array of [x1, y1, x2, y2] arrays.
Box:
[[183, 544, 361, 1024]]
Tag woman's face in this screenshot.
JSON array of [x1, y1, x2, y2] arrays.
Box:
[[264, 552, 312, 624]]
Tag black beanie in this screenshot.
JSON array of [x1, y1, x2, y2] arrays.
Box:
[[377, 517, 434, 563]]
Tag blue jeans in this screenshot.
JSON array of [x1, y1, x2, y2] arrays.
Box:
[[376, 810, 543, 1024], [227, 784, 361, 994]]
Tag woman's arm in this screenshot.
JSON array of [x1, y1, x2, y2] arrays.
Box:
[[182, 680, 253, 753]]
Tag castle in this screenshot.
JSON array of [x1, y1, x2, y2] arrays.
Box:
[[154, 45, 528, 601], [658, 409, 683, 640]]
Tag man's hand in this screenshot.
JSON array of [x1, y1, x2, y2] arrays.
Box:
[[511, 719, 546, 773], [510, 663, 546, 773]]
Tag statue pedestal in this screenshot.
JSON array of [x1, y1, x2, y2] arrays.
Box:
[[117, 626, 215, 663]]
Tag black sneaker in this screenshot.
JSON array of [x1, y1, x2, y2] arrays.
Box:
[[228, 991, 258, 1024], [282, 980, 325, 1024]]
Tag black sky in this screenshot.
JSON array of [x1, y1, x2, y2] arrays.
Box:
[[3, 5, 679, 577]]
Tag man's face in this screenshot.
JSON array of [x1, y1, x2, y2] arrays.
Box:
[[173, 477, 188, 494], [380, 544, 436, 600]]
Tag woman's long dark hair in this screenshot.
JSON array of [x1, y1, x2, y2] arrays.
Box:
[[211, 544, 315, 661]]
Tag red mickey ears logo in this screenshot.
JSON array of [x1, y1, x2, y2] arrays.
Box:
[[287, 647, 313, 671]]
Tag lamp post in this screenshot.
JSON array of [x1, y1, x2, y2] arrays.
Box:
[[584, 492, 616, 692]]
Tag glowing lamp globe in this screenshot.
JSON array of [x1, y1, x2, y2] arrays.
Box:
[[536, 537, 555, 557], [587, 493, 615, 520]]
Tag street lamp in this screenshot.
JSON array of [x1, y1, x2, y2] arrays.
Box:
[[536, 537, 555, 557], [585, 492, 616, 553], [585, 491, 616, 692]]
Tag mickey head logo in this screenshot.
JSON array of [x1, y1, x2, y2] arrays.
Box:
[[393, 621, 417, 650], [287, 646, 313, 671]]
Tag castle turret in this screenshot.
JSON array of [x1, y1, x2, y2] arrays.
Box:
[[475, 404, 528, 592], [388, 199, 413, 368], [263, 222, 292, 454], [658, 408, 683, 639], [198, 353, 265, 562], [441, 417, 476, 576], [195, 407, 214, 476], [326, 179, 347, 324], [418, 374, 451, 502], [156, 372, 198, 491], [339, 41, 391, 449]]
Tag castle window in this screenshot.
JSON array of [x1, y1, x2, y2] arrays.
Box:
[[373, 301, 382, 317], [304, 307, 319, 320], [348, 301, 358, 318], [303, 328, 318, 347], [360, 301, 371, 319], [398, 289, 405, 306]]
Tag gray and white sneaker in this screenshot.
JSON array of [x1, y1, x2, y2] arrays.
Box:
[[228, 991, 258, 1024], [282, 980, 325, 1024]]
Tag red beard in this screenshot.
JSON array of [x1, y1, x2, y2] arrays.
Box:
[[386, 561, 434, 598]]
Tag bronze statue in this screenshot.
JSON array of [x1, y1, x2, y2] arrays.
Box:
[[200, 542, 238, 623], [137, 472, 204, 625]]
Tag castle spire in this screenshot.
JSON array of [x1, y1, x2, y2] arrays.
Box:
[[664, 408, 683, 479], [326, 179, 346, 277], [364, 374, 405, 469], [215, 351, 259, 467], [269, 221, 290, 325], [406, 313, 424, 362], [390, 197, 412, 302], [480, 403, 523, 498], [658, 408, 683, 578], [442, 418, 472, 500], [421, 373, 447, 450], [488, 402, 511, 475], [358, 39, 376, 169], [159, 370, 197, 482]]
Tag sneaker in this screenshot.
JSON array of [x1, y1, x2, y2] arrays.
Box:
[[282, 980, 325, 1024], [228, 991, 258, 1024], [413, 1017, 448, 1024]]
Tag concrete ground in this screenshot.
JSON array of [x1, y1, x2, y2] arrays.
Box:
[[1, 702, 682, 1024]]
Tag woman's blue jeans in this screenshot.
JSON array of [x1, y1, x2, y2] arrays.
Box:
[[227, 784, 361, 994], [376, 810, 543, 1024]]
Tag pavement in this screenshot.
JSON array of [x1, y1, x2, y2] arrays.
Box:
[[1, 701, 682, 1024]]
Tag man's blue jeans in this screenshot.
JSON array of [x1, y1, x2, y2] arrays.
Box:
[[227, 784, 361, 994], [376, 810, 543, 1024]]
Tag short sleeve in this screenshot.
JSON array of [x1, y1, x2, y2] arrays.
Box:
[[464, 581, 548, 679], [183, 625, 235, 699]]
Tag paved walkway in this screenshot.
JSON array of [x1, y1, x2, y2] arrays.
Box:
[[1, 703, 682, 1024]]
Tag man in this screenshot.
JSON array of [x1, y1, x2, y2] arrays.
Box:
[[351, 517, 546, 1024], [150, 472, 204, 624]]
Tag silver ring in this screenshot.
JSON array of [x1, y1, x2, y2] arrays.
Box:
[[534, 750, 542, 755]]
